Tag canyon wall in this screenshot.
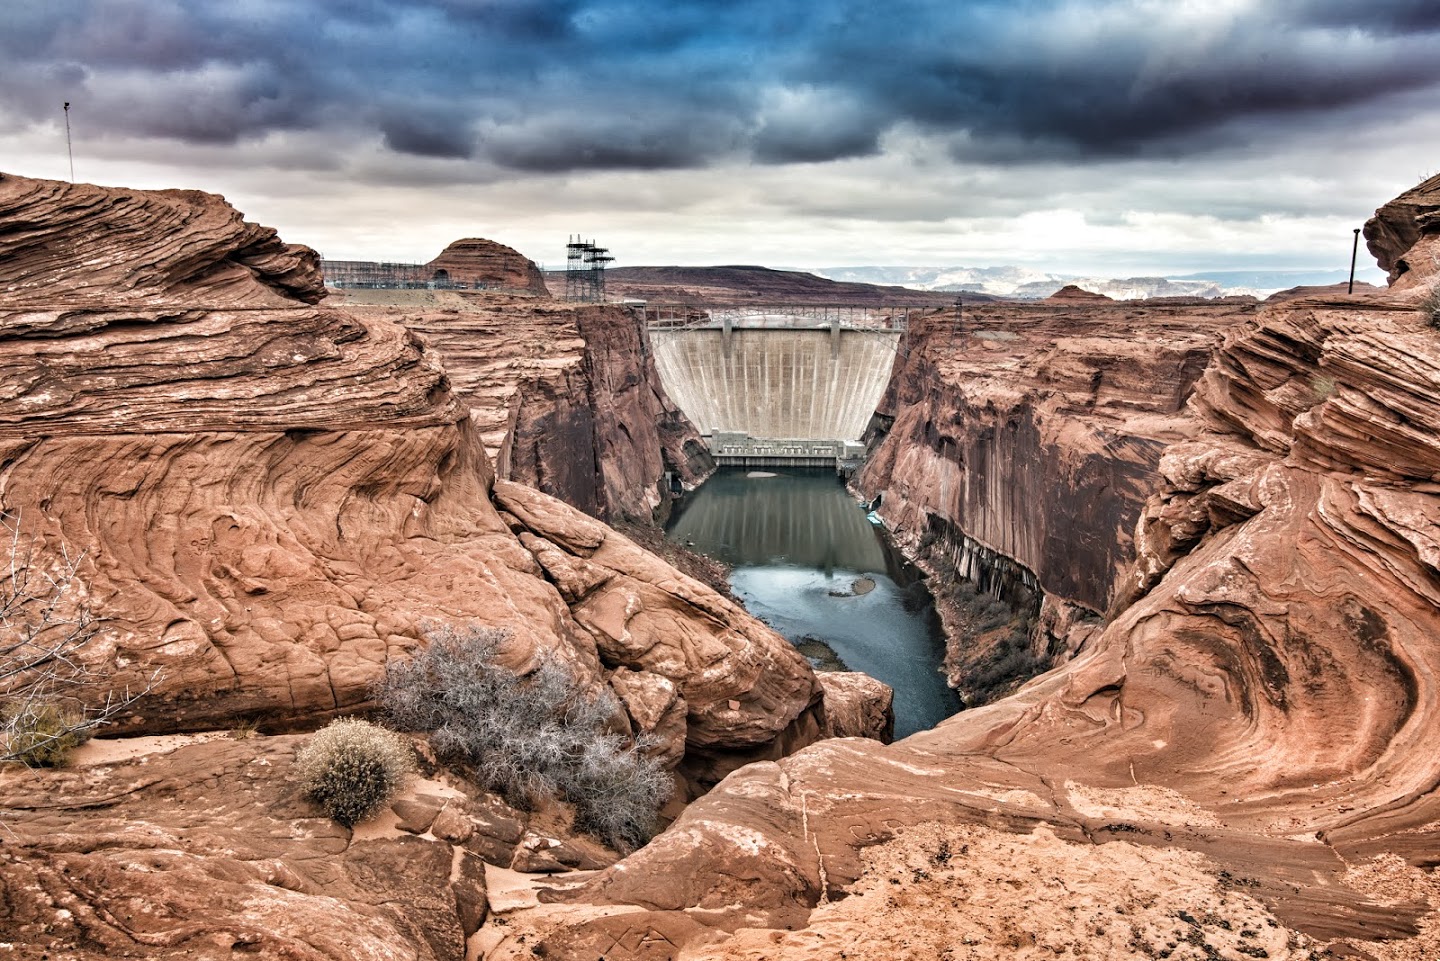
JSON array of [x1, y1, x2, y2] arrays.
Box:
[[854, 301, 1251, 697], [342, 292, 713, 523]]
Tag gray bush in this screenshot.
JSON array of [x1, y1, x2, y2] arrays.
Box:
[[379, 624, 671, 852], [296, 717, 415, 826]]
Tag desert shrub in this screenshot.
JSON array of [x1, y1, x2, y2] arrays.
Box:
[[379, 624, 671, 852], [4, 702, 88, 766], [295, 717, 415, 827], [1421, 283, 1440, 330]]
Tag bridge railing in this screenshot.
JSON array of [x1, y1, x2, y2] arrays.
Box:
[[636, 304, 923, 333]]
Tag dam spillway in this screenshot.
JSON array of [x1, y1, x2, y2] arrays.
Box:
[[650, 326, 901, 466]]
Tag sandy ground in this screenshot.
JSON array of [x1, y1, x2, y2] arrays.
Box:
[[679, 822, 1327, 961]]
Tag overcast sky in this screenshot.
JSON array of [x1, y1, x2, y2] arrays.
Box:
[[2, 0, 1436, 276]]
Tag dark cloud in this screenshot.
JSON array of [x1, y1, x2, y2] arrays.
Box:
[[379, 111, 476, 158], [2, 0, 1439, 173]]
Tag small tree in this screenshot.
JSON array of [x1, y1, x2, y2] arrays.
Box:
[[380, 624, 671, 852], [0, 512, 154, 765]]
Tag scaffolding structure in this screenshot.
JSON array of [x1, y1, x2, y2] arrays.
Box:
[[321, 259, 471, 289], [564, 236, 614, 302]]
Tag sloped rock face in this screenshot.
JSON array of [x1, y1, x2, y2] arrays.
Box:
[[427, 236, 550, 295], [0, 173, 810, 770], [1365, 171, 1440, 290], [346, 293, 713, 522], [488, 275, 1440, 958]]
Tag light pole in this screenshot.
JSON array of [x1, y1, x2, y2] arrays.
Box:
[[1348, 228, 1361, 295]]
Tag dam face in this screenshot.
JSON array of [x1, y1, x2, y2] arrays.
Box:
[[651, 327, 900, 466]]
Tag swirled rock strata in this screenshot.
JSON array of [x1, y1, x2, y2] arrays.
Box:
[[0, 172, 817, 773]]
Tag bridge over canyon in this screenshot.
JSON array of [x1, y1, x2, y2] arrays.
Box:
[[642, 304, 913, 468]]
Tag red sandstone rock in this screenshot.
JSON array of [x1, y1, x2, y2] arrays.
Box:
[[609, 667, 688, 766], [1365, 171, 1440, 289], [426, 237, 550, 295], [337, 292, 714, 521], [0, 735, 484, 960], [856, 299, 1252, 697], [816, 671, 894, 742]]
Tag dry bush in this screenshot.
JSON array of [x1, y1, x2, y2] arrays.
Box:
[[380, 624, 671, 852], [295, 717, 415, 826], [1, 512, 156, 766], [1421, 282, 1440, 329]]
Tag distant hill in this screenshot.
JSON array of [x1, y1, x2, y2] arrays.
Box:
[[808, 265, 1388, 300], [543, 264, 976, 306]]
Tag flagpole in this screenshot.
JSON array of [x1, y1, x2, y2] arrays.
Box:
[[64, 102, 74, 183]]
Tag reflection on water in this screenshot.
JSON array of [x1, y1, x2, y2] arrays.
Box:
[[666, 469, 961, 738]]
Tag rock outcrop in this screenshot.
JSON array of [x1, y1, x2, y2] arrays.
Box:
[[483, 188, 1440, 959], [0, 734, 501, 960], [0, 173, 814, 776], [336, 291, 714, 522], [1365, 172, 1440, 290], [426, 237, 551, 296]]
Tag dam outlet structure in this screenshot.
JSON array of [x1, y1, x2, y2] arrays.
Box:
[[647, 305, 906, 469]]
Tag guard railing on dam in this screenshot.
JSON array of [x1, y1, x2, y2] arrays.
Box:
[[635, 304, 917, 333]]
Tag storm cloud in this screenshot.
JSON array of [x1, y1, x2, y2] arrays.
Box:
[[3, 0, 1438, 172]]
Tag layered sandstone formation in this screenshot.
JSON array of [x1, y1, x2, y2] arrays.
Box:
[[426, 237, 550, 296], [0, 172, 818, 781], [482, 190, 1440, 959]]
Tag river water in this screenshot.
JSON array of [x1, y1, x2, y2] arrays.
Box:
[[665, 468, 960, 738]]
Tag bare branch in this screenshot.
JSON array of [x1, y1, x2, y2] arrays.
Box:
[[0, 511, 158, 765]]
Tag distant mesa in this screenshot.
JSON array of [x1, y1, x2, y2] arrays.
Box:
[[1043, 284, 1113, 303], [322, 236, 549, 296], [427, 237, 550, 296]]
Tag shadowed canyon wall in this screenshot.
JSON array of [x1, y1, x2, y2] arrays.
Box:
[[340, 291, 714, 522], [855, 302, 1252, 698]]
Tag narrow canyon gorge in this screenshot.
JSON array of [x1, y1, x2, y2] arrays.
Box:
[[1, 169, 1438, 961]]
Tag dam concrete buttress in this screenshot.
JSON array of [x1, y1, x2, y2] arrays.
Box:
[[651, 327, 900, 463]]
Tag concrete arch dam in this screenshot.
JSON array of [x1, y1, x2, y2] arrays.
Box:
[[651, 324, 901, 467]]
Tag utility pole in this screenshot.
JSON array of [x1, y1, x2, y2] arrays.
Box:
[[63, 102, 74, 182], [1348, 227, 1361, 294]]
